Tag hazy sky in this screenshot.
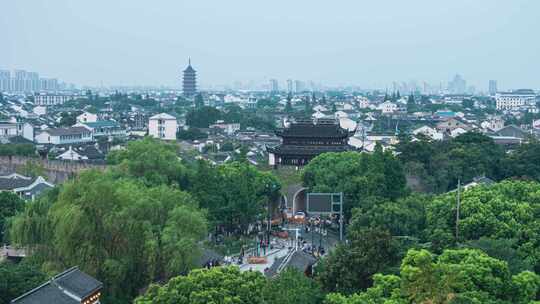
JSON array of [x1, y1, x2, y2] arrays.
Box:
[[2, 0, 539, 90]]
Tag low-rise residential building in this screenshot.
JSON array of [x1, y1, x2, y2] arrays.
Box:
[[33, 94, 79, 106], [76, 111, 98, 123], [481, 116, 505, 131], [209, 122, 240, 135], [32, 106, 47, 116], [378, 101, 398, 114], [56, 145, 104, 161], [356, 97, 370, 109], [148, 113, 177, 140], [0, 173, 54, 200], [0, 120, 34, 141], [35, 127, 93, 145], [436, 118, 473, 133], [412, 126, 444, 140], [76, 120, 126, 138]]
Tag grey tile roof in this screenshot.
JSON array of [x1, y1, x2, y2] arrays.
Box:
[[11, 283, 78, 304], [0, 175, 35, 190], [277, 120, 350, 138], [11, 267, 102, 304], [44, 127, 90, 136], [266, 250, 317, 277], [54, 267, 102, 299]]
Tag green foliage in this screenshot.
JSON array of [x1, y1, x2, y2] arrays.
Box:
[[396, 132, 505, 193], [304, 97, 313, 116], [425, 180, 540, 270], [502, 139, 540, 181], [324, 274, 402, 304], [0, 144, 36, 157], [107, 137, 188, 187], [257, 98, 278, 109], [186, 106, 222, 128], [462, 98, 475, 108], [465, 238, 534, 274], [349, 193, 428, 238], [327, 248, 540, 304], [303, 150, 408, 219], [9, 170, 207, 303], [177, 128, 208, 141], [220, 141, 235, 152], [285, 94, 293, 114], [0, 260, 47, 304], [58, 111, 79, 127], [0, 192, 25, 243], [194, 93, 204, 108], [316, 228, 399, 295], [407, 94, 418, 113], [135, 266, 266, 304], [186, 105, 276, 131], [189, 160, 281, 232], [264, 268, 324, 304]]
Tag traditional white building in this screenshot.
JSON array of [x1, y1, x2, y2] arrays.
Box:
[[76, 111, 98, 123], [76, 120, 126, 138], [412, 126, 443, 141], [148, 113, 177, 140], [0, 120, 34, 141], [481, 116, 505, 131], [209, 122, 240, 135], [35, 127, 93, 145], [33, 106, 47, 116], [378, 101, 398, 114], [356, 97, 370, 109]]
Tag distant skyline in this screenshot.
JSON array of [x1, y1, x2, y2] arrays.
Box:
[[2, 1, 539, 90]]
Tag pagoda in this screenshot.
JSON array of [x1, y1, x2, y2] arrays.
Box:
[[182, 58, 197, 97], [267, 118, 355, 167]]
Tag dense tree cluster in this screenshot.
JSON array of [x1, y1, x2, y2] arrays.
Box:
[[0, 192, 25, 243], [316, 229, 399, 294], [186, 105, 276, 131], [425, 180, 540, 271], [106, 137, 189, 186], [0, 260, 46, 304], [4, 134, 540, 303], [396, 132, 540, 192], [189, 160, 281, 232], [9, 171, 207, 302], [302, 148, 408, 218], [135, 266, 324, 304], [325, 248, 540, 304], [6, 137, 281, 303], [302, 145, 540, 301], [176, 127, 208, 141]]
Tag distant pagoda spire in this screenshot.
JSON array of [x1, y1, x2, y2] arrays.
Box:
[[182, 58, 197, 97]]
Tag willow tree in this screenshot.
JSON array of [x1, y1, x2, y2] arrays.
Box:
[[9, 169, 207, 303]]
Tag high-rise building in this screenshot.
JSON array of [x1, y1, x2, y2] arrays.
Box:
[[182, 58, 197, 97], [28, 72, 40, 91], [489, 80, 498, 96], [0, 70, 10, 92], [286, 79, 293, 93], [448, 74, 467, 94], [294, 80, 304, 93], [269, 79, 279, 93]]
